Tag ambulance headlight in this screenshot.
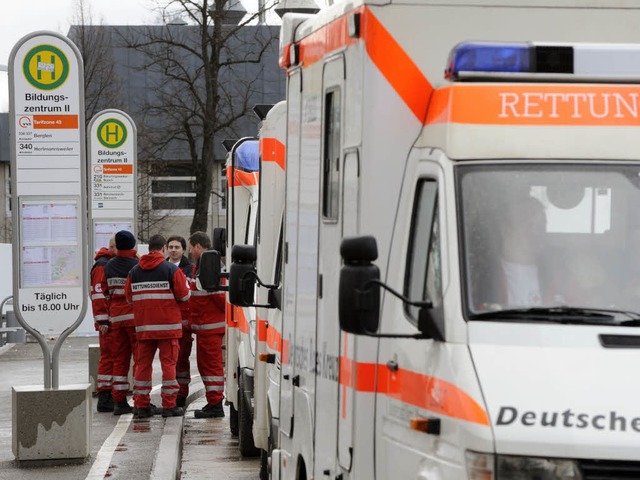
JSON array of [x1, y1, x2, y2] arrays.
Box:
[[466, 451, 495, 479], [466, 451, 583, 479]]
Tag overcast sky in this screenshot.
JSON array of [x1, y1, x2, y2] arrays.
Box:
[[0, 0, 156, 111], [0, 0, 158, 66], [0, 0, 276, 111]]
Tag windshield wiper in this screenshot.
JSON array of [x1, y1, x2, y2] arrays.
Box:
[[470, 307, 640, 325]]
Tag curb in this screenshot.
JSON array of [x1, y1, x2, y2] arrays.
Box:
[[150, 383, 205, 480], [0, 342, 15, 357], [151, 417, 183, 480]]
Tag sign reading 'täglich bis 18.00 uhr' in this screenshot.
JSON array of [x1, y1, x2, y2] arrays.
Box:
[[9, 31, 88, 336]]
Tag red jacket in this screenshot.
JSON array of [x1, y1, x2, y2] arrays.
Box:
[[102, 250, 139, 329], [90, 247, 113, 329], [168, 256, 194, 328], [188, 264, 226, 334], [125, 251, 191, 341]]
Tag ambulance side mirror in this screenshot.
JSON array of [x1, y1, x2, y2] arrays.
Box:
[[339, 236, 381, 335], [213, 227, 226, 254], [197, 250, 227, 292], [229, 244, 257, 307], [268, 288, 282, 310]]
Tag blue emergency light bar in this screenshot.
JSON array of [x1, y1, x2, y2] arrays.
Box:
[[446, 41, 640, 81], [445, 42, 575, 80], [445, 42, 531, 78], [235, 140, 259, 172]]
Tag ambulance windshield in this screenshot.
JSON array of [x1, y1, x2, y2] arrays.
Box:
[[459, 163, 640, 322]]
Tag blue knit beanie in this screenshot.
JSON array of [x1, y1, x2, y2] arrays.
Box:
[[115, 230, 136, 250]]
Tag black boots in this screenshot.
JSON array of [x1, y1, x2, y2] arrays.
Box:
[[113, 400, 133, 415], [134, 407, 153, 419], [133, 404, 161, 417], [194, 401, 224, 418], [97, 390, 114, 413], [162, 406, 185, 417]]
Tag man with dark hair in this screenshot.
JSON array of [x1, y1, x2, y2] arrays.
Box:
[[188, 231, 226, 418], [102, 230, 139, 415], [166, 235, 194, 407], [167, 235, 188, 265], [90, 236, 116, 412], [126, 234, 191, 418]]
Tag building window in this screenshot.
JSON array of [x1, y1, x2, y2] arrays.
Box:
[[405, 179, 442, 324], [151, 176, 196, 215], [152, 178, 195, 193], [217, 165, 227, 214]]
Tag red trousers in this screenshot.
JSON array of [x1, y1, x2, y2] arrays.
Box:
[[176, 326, 193, 398], [133, 338, 180, 409], [196, 332, 224, 405], [97, 328, 114, 393], [111, 326, 136, 402]]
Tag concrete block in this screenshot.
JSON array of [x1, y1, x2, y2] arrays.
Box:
[[12, 384, 92, 462], [88, 343, 100, 395]]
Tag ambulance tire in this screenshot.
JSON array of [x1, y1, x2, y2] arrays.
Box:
[[229, 403, 239, 437], [239, 374, 260, 457], [260, 407, 275, 479], [296, 458, 307, 480]]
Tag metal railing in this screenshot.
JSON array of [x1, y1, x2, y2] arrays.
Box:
[[0, 296, 26, 346]]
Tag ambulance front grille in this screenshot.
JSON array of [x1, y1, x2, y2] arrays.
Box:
[[579, 459, 640, 479]]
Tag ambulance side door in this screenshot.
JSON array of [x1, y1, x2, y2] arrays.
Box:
[[279, 70, 302, 436], [376, 158, 448, 479], [338, 147, 359, 471], [315, 54, 345, 477]]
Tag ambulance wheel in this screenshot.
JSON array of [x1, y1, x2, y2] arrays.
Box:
[[296, 458, 307, 480], [229, 403, 239, 437], [238, 374, 260, 457], [261, 408, 275, 479]]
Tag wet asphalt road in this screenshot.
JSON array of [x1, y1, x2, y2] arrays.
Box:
[[181, 397, 260, 480], [0, 336, 260, 480]]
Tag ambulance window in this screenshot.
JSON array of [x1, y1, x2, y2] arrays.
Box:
[[244, 205, 252, 244], [405, 179, 442, 323], [530, 185, 612, 234], [322, 90, 341, 221], [274, 220, 284, 287]]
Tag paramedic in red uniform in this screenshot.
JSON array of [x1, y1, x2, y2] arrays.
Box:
[[90, 236, 116, 412], [166, 235, 195, 408], [102, 230, 139, 415], [188, 231, 226, 418], [125, 234, 191, 418]]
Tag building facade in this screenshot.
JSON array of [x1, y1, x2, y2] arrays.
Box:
[[68, 23, 286, 241]]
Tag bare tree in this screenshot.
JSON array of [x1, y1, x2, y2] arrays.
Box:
[[68, 0, 124, 119], [69, 0, 180, 241], [122, 0, 281, 233]]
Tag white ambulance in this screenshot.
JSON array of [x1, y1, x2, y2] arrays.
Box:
[[241, 0, 640, 479], [253, 101, 288, 476], [224, 103, 288, 468], [224, 135, 261, 456]]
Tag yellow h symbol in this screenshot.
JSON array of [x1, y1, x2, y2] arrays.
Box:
[[105, 124, 121, 144], [36, 54, 56, 81], [97, 118, 127, 149]]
